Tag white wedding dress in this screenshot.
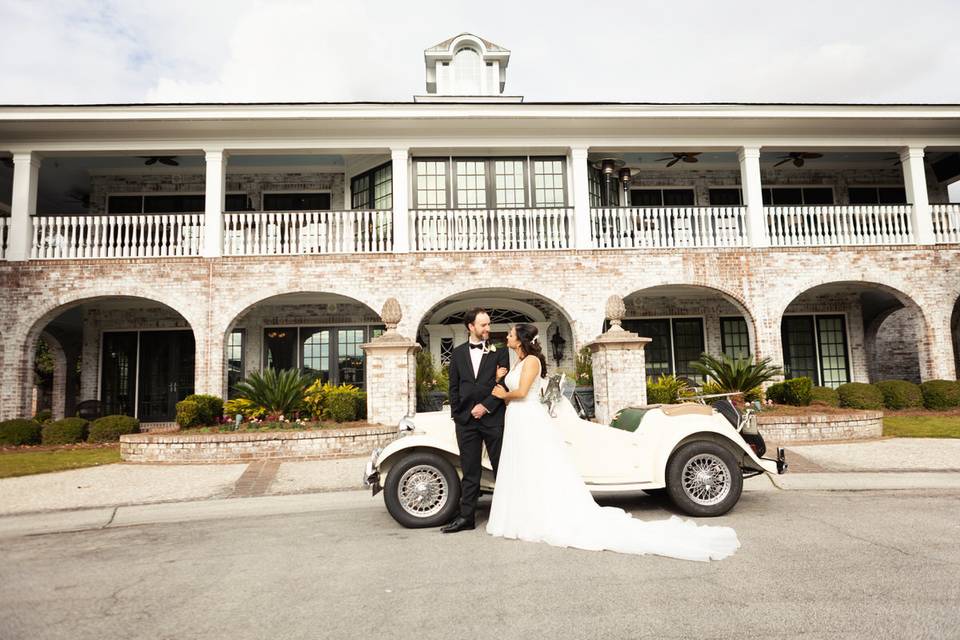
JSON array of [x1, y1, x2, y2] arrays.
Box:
[[486, 356, 740, 561]]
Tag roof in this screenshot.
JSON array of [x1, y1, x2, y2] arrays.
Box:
[[425, 33, 508, 53]]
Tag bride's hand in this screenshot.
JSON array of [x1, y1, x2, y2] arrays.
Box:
[[496, 366, 508, 380], [491, 384, 507, 399]]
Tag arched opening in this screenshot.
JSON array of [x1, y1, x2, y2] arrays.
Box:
[[24, 296, 196, 424], [616, 285, 758, 382], [781, 282, 924, 387], [416, 288, 576, 373], [223, 292, 383, 398]]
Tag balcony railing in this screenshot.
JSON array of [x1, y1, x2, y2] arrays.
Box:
[[0, 217, 8, 260], [591, 206, 748, 249], [932, 204, 960, 244], [30, 214, 204, 259], [412, 208, 573, 251], [223, 210, 393, 255], [765, 205, 914, 247]]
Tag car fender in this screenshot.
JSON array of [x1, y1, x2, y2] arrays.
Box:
[[640, 414, 777, 485], [375, 433, 483, 485]]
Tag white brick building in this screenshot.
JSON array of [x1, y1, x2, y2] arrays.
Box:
[[1, 33, 959, 424]]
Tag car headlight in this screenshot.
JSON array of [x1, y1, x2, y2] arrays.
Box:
[[397, 415, 416, 434]]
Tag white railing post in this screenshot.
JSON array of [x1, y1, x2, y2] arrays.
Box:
[[570, 146, 592, 249], [8, 151, 41, 261], [738, 146, 767, 248], [900, 146, 934, 245], [203, 148, 227, 257], [391, 147, 410, 252]]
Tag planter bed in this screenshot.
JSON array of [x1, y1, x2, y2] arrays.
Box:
[[121, 423, 396, 463], [756, 409, 883, 443]]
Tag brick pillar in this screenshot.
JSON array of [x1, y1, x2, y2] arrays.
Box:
[[362, 298, 420, 426], [194, 324, 225, 398], [753, 318, 786, 383], [917, 306, 958, 381], [586, 295, 651, 424]]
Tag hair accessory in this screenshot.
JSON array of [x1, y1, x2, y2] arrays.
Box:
[[532, 335, 539, 344]]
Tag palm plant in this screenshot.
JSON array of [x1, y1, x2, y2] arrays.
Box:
[[691, 353, 782, 402], [233, 368, 312, 419]]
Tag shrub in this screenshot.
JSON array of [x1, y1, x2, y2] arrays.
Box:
[[41, 417, 89, 445], [224, 397, 266, 420], [810, 386, 840, 407], [182, 394, 224, 425], [88, 415, 140, 442], [691, 354, 781, 403], [33, 409, 53, 424], [0, 419, 42, 446], [766, 377, 813, 406], [175, 400, 202, 429], [646, 374, 693, 404], [575, 346, 593, 387], [836, 383, 884, 410], [233, 368, 312, 419], [324, 385, 365, 422], [919, 380, 960, 410], [875, 380, 923, 410]]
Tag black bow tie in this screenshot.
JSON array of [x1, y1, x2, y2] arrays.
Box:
[[469, 342, 485, 350]]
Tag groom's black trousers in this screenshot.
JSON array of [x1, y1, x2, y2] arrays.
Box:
[[454, 421, 503, 522]]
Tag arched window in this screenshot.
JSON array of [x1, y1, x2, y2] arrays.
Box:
[[451, 47, 483, 94]]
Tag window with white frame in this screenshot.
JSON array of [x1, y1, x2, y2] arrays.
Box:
[[847, 186, 907, 205], [532, 159, 566, 206], [494, 159, 526, 208], [351, 162, 393, 210], [762, 187, 833, 205], [630, 188, 696, 207], [414, 160, 448, 209], [454, 160, 487, 208]]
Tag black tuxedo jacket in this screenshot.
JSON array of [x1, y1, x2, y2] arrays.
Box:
[[448, 342, 510, 428]]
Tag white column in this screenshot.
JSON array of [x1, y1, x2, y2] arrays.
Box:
[[202, 148, 227, 258], [391, 147, 410, 253], [738, 146, 767, 247], [8, 151, 41, 261], [900, 146, 934, 245], [570, 146, 592, 250]]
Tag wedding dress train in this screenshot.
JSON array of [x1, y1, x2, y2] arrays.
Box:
[[485, 357, 740, 561]]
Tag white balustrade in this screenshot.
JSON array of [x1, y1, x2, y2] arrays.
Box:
[[223, 210, 393, 255], [931, 204, 960, 244], [412, 208, 573, 251], [30, 214, 204, 259], [0, 217, 8, 259], [765, 205, 913, 247], [590, 206, 747, 249]]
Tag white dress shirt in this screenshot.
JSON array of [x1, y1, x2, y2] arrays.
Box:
[[468, 339, 484, 378]]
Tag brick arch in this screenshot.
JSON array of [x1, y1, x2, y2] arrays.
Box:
[[774, 279, 932, 384], [2, 290, 200, 421], [413, 286, 578, 332], [218, 286, 382, 338], [620, 283, 762, 359]]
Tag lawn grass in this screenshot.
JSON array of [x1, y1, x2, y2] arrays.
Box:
[[0, 445, 121, 479], [883, 415, 960, 438]]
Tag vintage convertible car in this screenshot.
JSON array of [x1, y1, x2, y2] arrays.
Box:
[[363, 379, 786, 528]]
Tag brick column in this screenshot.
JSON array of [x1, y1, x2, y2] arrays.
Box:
[[570, 146, 593, 249], [391, 148, 410, 252], [362, 298, 419, 425], [202, 148, 227, 258], [917, 305, 958, 381], [900, 146, 935, 245], [738, 146, 768, 248], [8, 151, 41, 261], [194, 324, 225, 398], [753, 317, 786, 383], [586, 295, 651, 424]]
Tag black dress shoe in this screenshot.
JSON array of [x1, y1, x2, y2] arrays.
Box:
[[440, 516, 476, 533]]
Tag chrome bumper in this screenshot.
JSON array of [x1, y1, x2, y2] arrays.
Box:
[[363, 447, 382, 496]]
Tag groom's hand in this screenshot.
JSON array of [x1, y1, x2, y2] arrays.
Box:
[[470, 404, 488, 420]]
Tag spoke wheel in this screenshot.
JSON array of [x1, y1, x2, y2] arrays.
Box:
[[666, 441, 743, 517], [398, 464, 449, 518]]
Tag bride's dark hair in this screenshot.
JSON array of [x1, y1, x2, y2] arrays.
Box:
[[514, 323, 548, 378]]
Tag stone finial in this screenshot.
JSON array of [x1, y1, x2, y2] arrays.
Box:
[[381, 298, 402, 330], [605, 295, 626, 328]]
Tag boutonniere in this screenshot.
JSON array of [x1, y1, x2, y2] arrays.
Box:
[[483, 342, 497, 353]]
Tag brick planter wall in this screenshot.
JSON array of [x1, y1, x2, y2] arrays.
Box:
[[120, 424, 397, 463], [756, 411, 883, 443]]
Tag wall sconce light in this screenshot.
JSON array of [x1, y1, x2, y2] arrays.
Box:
[[550, 326, 566, 365]]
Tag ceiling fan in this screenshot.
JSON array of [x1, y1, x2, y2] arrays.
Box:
[[773, 152, 823, 168], [655, 152, 701, 168], [139, 156, 179, 166]]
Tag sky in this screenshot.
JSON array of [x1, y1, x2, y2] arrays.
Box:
[[1, 0, 959, 105]]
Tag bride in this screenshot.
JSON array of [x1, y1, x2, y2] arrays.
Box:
[[488, 323, 740, 561]]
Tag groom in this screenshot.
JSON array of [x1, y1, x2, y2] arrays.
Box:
[[441, 308, 510, 533]]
